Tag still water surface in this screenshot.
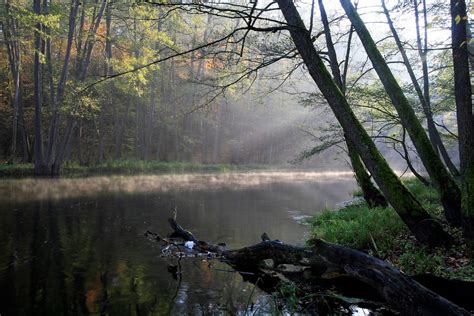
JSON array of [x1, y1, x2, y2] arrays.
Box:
[[0, 171, 356, 315]]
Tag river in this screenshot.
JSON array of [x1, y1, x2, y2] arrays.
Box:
[[0, 171, 356, 315]]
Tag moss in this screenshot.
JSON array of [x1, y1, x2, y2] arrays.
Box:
[[346, 137, 386, 207], [308, 178, 472, 280], [461, 166, 474, 244]]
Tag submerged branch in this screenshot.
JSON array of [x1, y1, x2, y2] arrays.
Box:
[[145, 218, 472, 315]]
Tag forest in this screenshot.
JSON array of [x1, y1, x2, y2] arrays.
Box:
[[1, 0, 328, 171], [1, 0, 474, 314]]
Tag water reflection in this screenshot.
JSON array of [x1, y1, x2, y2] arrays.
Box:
[[0, 172, 356, 315]]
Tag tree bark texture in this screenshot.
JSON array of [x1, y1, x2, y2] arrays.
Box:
[[2, 1, 23, 161], [33, 0, 45, 175], [346, 136, 388, 207], [450, 0, 474, 240]]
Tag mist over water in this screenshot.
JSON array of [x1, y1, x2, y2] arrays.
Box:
[[0, 170, 355, 203], [0, 172, 357, 315]]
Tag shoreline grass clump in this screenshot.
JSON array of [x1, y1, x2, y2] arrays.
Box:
[[0, 160, 270, 178], [308, 178, 473, 280]]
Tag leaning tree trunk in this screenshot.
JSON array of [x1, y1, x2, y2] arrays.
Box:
[[381, 0, 459, 178], [275, 0, 451, 246], [347, 137, 387, 207], [339, 0, 462, 227], [450, 0, 474, 241], [414, 0, 459, 176], [318, 0, 386, 208], [149, 218, 470, 316]]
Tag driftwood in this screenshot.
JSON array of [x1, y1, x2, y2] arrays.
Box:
[[146, 218, 472, 315]]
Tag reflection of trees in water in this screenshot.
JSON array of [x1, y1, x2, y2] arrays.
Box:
[[1, 199, 162, 315], [0, 196, 272, 315]]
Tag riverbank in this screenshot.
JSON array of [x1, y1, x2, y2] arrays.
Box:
[[308, 179, 473, 281], [0, 161, 269, 178]]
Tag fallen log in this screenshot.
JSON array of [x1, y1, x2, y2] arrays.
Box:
[[412, 274, 474, 311], [148, 218, 471, 315]]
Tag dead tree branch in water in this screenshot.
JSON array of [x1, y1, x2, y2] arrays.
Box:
[[145, 218, 472, 315]]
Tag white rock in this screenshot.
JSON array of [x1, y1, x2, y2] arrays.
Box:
[[184, 241, 195, 249]]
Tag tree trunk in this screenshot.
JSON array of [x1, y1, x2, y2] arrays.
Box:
[[46, 0, 101, 174], [114, 99, 131, 160], [96, 1, 113, 163], [97, 111, 106, 163], [347, 137, 387, 207], [2, 1, 22, 162], [381, 0, 459, 177], [147, 74, 158, 161], [340, 0, 462, 227], [450, 0, 474, 240], [384, 0, 459, 177], [275, 0, 451, 246], [77, 120, 85, 165], [33, 0, 45, 175], [212, 101, 225, 163], [319, 0, 386, 208], [52, 119, 77, 175], [77, 0, 107, 81], [46, 0, 80, 173], [44, 0, 55, 163], [398, 127, 430, 186], [380, 0, 443, 188], [9, 47, 20, 162], [18, 102, 30, 162]]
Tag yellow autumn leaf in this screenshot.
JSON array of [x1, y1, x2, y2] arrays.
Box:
[[456, 15, 461, 24]]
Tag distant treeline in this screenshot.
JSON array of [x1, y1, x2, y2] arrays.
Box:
[[0, 1, 320, 173]]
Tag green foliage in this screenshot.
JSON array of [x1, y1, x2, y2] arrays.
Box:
[[276, 281, 300, 313], [404, 178, 441, 212], [0, 161, 269, 178], [0, 163, 34, 177], [309, 204, 406, 251], [393, 242, 474, 280], [8, 2, 61, 31], [352, 189, 363, 197], [309, 178, 472, 280]]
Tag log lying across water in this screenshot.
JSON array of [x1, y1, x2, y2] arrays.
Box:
[[146, 218, 472, 315]]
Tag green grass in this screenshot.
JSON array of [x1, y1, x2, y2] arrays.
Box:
[[308, 178, 473, 280], [0, 163, 33, 177], [309, 204, 407, 252], [0, 160, 269, 178]]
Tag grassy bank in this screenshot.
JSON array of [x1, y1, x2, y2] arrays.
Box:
[[0, 161, 269, 178], [308, 179, 473, 280]]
